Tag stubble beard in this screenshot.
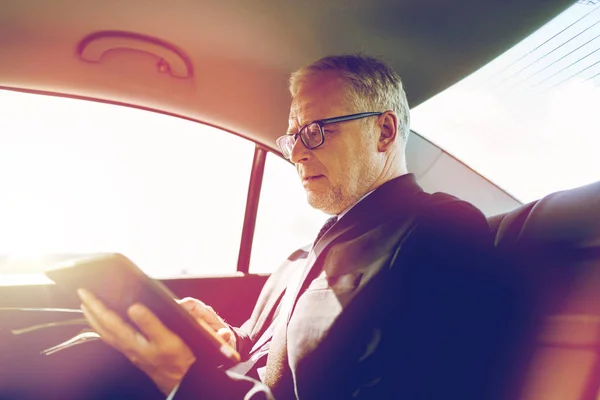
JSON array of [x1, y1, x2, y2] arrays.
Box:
[[306, 169, 378, 215], [306, 186, 346, 216], [305, 150, 380, 215]]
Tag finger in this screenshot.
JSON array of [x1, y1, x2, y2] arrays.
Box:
[[127, 303, 179, 344], [178, 298, 222, 325], [77, 289, 128, 329], [78, 289, 147, 349], [178, 298, 213, 316], [80, 302, 113, 340], [177, 297, 203, 311], [78, 289, 127, 335], [217, 327, 232, 343], [77, 288, 103, 310], [78, 288, 120, 338]]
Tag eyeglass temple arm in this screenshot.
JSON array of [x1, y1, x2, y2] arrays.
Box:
[[319, 112, 382, 125]]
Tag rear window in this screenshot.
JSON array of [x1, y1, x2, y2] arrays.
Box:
[[411, 2, 600, 203]]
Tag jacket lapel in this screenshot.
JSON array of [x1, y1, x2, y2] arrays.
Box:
[[248, 244, 311, 345], [285, 173, 424, 321], [264, 174, 425, 392]]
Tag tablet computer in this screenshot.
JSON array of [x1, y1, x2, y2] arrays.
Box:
[[44, 253, 240, 367]]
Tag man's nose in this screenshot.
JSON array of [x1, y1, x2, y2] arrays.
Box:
[[290, 136, 311, 164]]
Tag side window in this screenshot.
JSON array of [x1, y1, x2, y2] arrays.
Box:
[[250, 152, 328, 274], [0, 90, 254, 282]]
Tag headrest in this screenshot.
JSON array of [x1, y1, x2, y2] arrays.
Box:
[[490, 181, 600, 249]]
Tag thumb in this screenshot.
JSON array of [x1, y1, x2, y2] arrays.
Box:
[[217, 327, 232, 344], [178, 297, 198, 312]]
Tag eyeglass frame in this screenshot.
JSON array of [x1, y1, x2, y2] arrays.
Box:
[[276, 112, 383, 159]]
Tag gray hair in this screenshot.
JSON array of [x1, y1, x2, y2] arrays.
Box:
[[289, 54, 410, 143]]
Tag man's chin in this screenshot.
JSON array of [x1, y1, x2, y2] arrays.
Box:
[[307, 192, 339, 215], [307, 192, 325, 210]]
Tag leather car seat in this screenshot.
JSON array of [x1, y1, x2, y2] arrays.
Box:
[[488, 181, 600, 400]]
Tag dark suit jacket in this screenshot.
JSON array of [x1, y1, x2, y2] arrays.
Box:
[[175, 174, 522, 400]]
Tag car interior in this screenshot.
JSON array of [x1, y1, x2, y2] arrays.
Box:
[[1, 0, 599, 399]]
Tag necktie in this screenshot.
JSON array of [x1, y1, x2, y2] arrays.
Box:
[[313, 216, 338, 247], [264, 215, 338, 393]]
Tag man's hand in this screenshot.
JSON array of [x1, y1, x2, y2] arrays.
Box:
[[177, 297, 236, 350], [78, 289, 196, 396]]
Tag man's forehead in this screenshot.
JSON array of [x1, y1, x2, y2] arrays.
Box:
[[288, 72, 350, 126], [288, 98, 330, 130]]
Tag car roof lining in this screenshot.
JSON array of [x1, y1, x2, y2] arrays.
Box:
[[0, 0, 574, 145], [0, 0, 576, 214]]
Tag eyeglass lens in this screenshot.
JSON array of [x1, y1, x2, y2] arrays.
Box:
[[301, 123, 323, 148]]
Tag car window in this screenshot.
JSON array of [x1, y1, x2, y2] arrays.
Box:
[[0, 90, 254, 283], [411, 2, 600, 203], [250, 152, 328, 274]]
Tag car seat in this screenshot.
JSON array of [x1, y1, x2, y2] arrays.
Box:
[[488, 181, 600, 400]]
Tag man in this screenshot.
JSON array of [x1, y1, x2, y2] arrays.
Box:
[[79, 55, 517, 399]]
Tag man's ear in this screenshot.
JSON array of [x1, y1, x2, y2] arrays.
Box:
[[377, 111, 398, 152]]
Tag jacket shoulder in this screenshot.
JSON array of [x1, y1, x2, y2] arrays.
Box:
[[417, 191, 491, 243]]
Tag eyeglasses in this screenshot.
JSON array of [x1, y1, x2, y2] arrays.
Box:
[[276, 112, 382, 159]]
